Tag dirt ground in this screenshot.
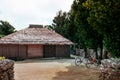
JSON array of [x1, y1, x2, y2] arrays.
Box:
[[14, 59, 100, 80]]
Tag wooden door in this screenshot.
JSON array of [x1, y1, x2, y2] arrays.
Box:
[[28, 45, 43, 58], [44, 45, 56, 57]]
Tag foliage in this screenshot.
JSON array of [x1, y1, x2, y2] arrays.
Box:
[[44, 25, 54, 30], [69, 0, 104, 58], [52, 10, 70, 38], [104, 36, 120, 58], [0, 34, 4, 38], [0, 20, 16, 37], [87, 0, 120, 57], [67, 0, 77, 41], [0, 56, 5, 60], [51, 0, 120, 58]]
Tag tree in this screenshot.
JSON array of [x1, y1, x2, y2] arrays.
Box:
[[69, 0, 104, 58], [67, 1, 79, 44], [44, 25, 54, 30], [0, 20, 16, 37], [52, 10, 70, 38], [87, 0, 120, 57]]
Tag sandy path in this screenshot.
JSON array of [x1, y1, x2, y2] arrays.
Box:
[[14, 59, 72, 80], [14, 59, 99, 80]]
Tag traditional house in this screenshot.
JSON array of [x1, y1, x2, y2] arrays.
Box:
[[0, 25, 73, 59]]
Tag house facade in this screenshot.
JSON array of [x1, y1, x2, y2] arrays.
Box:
[[0, 25, 73, 59]]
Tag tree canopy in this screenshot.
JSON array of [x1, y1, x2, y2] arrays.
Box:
[[52, 10, 70, 38], [51, 0, 120, 58], [0, 20, 16, 37], [86, 0, 120, 57]]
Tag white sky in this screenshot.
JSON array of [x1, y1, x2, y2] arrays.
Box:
[[0, 0, 73, 30]]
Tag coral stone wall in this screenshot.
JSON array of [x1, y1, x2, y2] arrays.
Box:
[[0, 59, 14, 80], [99, 59, 120, 80]]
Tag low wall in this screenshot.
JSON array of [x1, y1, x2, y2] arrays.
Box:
[[99, 59, 120, 80], [0, 59, 14, 80]]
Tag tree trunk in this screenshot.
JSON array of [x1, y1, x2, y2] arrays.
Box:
[[84, 47, 87, 58], [95, 49, 98, 59], [103, 51, 108, 59], [100, 44, 103, 60], [98, 35, 103, 60]]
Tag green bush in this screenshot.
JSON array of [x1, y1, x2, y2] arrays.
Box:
[[0, 56, 5, 60]]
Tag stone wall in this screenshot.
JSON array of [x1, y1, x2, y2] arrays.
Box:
[[0, 59, 14, 80], [99, 58, 120, 80]]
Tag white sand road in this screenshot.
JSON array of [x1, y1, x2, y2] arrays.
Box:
[[14, 58, 75, 80]]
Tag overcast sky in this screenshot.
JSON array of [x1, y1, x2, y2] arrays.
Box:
[[0, 0, 73, 30]]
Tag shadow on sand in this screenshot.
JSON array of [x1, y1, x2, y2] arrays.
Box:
[[52, 66, 100, 80]]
